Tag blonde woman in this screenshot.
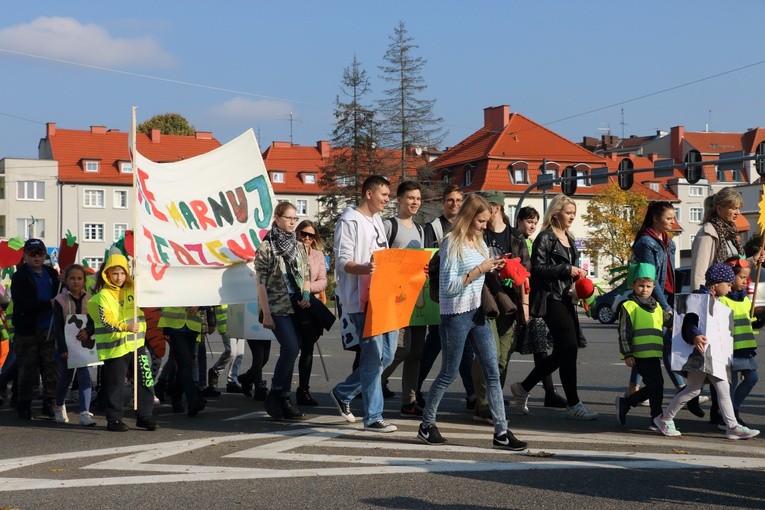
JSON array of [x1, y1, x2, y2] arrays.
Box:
[[418, 193, 527, 450], [510, 194, 598, 420]]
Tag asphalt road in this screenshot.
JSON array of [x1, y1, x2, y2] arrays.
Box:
[[0, 313, 763, 510]]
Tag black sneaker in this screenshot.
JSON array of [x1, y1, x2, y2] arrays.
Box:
[[493, 430, 527, 451], [135, 415, 158, 431], [107, 420, 129, 432], [615, 396, 629, 426], [296, 386, 319, 406], [364, 420, 397, 433], [280, 397, 307, 420], [418, 423, 446, 445], [400, 403, 423, 418], [382, 381, 395, 399], [330, 389, 356, 423], [264, 391, 284, 420]]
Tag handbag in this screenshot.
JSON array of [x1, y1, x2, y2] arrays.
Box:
[[514, 317, 550, 355]]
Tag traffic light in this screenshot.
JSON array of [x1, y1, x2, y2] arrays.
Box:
[[757, 142, 765, 177], [562, 166, 577, 196], [618, 159, 633, 190], [684, 151, 702, 184]]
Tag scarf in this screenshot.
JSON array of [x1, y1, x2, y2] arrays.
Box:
[[268, 225, 303, 290], [709, 215, 742, 263]]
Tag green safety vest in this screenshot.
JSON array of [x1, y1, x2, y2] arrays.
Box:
[[87, 289, 146, 361], [622, 300, 664, 359], [720, 296, 758, 351], [5, 301, 13, 341], [158, 307, 203, 333], [215, 305, 227, 335]]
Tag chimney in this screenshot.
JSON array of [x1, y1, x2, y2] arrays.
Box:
[[648, 153, 658, 162], [670, 126, 684, 162], [150, 129, 161, 143], [483, 105, 510, 132], [46, 122, 56, 137], [317, 140, 330, 158], [90, 125, 107, 135], [195, 131, 212, 140]]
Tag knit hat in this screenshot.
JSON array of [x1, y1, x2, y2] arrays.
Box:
[[627, 262, 656, 286], [705, 262, 735, 286]]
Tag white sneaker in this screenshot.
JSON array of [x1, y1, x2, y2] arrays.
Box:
[[566, 401, 598, 420], [726, 424, 760, 440], [53, 404, 69, 424], [364, 420, 397, 433], [79, 411, 97, 427], [652, 415, 682, 437], [510, 382, 530, 415]]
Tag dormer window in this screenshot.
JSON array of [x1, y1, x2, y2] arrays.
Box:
[[83, 160, 100, 172], [649, 183, 659, 192], [271, 172, 285, 183], [303, 173, 316, 184], [119, 161, 133, 173]]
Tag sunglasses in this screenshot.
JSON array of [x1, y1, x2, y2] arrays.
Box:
[[26, 249, 45, 257], [298, 231, 316, 239]]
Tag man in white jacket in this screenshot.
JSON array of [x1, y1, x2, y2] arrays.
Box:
[[330, 175, 399, 432]]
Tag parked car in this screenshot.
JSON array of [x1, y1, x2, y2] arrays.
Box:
[[593, 282, 628, 324]]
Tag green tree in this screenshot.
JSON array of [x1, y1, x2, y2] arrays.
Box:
[[378, 21, 445, 180], [581, 183, 649, 272], [137, 113, 196, 135]]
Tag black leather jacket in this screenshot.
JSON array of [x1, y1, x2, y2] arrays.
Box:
[[529, 229, 578, 318]]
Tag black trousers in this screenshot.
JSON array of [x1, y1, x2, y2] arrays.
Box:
[[625, 357, 664, 418], [168, 329, 200, 407], [102, 346, 155, 421]]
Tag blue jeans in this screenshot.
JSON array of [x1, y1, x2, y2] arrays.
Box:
[[334, 312, 398, 426], [423, 309, 507, 435], [731, 368, 759, 411], [271, 315, 301, 396], [54, 351, 92, 412], [418, 324, 475, 398]]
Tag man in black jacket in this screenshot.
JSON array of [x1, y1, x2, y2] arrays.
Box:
[[11, 239, 59, 419]]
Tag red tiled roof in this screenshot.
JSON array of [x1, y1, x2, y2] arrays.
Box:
[[47, 126, 221, 184], [742, 128, 765, 153], [684, 132, 743, 154]]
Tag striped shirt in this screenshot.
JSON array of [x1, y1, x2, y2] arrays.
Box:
[[439, 237, 486, 315]]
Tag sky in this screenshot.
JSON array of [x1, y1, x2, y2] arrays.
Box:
[[1, 1, 764, 159]]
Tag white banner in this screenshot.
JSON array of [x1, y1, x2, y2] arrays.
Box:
[[64, 314, 102, 369], [133, 129, 274, 307], [226, 300, 276, 341]]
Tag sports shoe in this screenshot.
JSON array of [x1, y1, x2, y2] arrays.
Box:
[[400, 403, 423, 418], [418, 423, 446, 445], [280, 397, 307, 420], [79, 411, 97, 427], [510, 382, 530, 415], [472, 409, 493, 425], [135, 415, 157, 431], [493, 430, 527, 451], [330, 389, 356, 423], [107, 420, 129, 432], [652, 415, 681, 437], [685, 395, 705, 418], [726, 424, 760, 440], [566, 401, 598, 420], [364, 420, 397, 433], [615, 396, 628, 426], [53, 404, 69, 424], [697, 395, 710, 405]]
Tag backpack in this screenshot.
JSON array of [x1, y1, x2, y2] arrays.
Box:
[[385, 217, 423, 247]]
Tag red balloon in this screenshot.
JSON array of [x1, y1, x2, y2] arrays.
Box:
[[0, 240, 23, 269], [124, 230, 134, 257]]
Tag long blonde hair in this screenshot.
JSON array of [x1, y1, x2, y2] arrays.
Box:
[[542, 193, 577, 240], [444, 193, 490, 261]]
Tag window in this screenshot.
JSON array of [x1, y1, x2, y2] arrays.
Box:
[[731, 168, 741, 182], [296, 199, 308, 216], [304, 174, 316, 184], [114, 223, 128, 241], [17, 181, 45, 200], [84, 160, 99, 172], [689, 207, 703, 223], [114, 190, 128, 209], [649, 183, 659, 192], [577, 170, 590, 187], [17, 218, 45, 239], [83, 189, 105, 208], [464, 170, 472, 187], [271, 172, 284, 183], [674, 207, 681, 222], [688, 186, 704, 196], [120, 162, 133, 173], [83, 257, 103, 270], [507, 205, 516, 223], [716, 167, 727, 182], [83, 223, 104, 241]]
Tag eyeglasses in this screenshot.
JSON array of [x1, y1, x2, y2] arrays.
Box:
[[279, 215, 299, 223], [298, 231, 316, 239]]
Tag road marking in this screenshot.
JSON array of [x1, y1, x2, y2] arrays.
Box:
[[1, 422, 763, 492]]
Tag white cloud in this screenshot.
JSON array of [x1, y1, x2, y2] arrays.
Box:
[[207, 97, 294, 121], [0, 16, 175, 68]]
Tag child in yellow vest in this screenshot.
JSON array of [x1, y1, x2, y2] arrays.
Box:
[[87, 254, 154, 432], [719, 257, 759, 427], [615, 262, 667, 428]]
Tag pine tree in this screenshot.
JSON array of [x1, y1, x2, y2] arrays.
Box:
[[378, 21, 445, 180]]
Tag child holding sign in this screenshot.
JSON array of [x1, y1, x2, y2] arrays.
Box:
[[52, 264, 97, 426]]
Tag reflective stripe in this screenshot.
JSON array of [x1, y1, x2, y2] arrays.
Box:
[[622, 300, 664, 358]]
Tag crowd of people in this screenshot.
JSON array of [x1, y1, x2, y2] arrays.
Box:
[[0, 177, 760, 447]]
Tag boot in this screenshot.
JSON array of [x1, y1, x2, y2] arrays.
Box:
[[296, 386, 318, 406], [280, 396, 307, 420], [264, 390, 284, 420], [253, 380, 269, 401], [239, 372, 254, 398]]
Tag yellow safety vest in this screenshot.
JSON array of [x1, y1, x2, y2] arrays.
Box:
[[158, 307, 203, 333], [720, 296, 757, 351], [622, 300, 664, 359], [4, 301, 13, 341], [214, 305, 228, 335], [87, 289, 146, 361]]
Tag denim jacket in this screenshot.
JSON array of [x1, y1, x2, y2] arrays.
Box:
[[632, 233, 675, 312]]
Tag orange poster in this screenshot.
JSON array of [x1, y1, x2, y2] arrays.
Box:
[[363, 248, 431, 337]]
